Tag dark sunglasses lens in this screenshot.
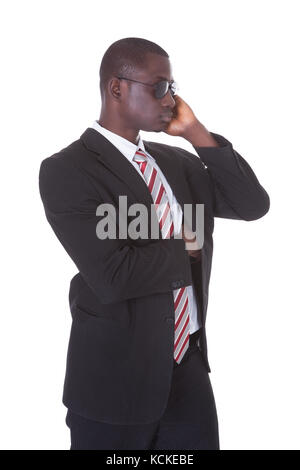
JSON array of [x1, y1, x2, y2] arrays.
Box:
[[155, 81, 177, 98], [155, 81, 167, 98], [156, 80, 169, 98]]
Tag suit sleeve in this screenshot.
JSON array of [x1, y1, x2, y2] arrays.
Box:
[[185, 132, 270, 221], [39, 156, 192, 304]]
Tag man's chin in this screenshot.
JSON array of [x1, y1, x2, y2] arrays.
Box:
[[146, 125, 167, 133], [158, 121, 170, 132], [142, 121, 169, 133]]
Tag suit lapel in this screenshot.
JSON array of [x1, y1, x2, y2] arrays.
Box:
[[80, 127, 182, 211]]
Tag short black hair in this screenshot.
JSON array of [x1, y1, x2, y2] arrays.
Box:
[[99, 37, 169, 97]]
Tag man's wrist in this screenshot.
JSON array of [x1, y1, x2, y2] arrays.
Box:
[[183, 120, 220, 147]]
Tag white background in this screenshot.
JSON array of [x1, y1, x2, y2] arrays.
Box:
[[1, 0, 299, 450]]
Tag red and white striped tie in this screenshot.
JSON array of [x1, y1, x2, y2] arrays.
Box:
[[133, 148, 190, 364]]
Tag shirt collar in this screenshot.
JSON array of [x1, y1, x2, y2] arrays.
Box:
[[89, 120, 155, 162]]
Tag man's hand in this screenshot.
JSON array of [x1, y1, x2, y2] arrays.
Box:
[[163, 95, 220, 147], [181, 223, 202, 259], [162, 95, 198, 137]]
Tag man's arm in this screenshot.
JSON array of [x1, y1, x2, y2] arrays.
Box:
[[39, 156, 192, 305], [164, 96, 270, 221], [188, 130, 270, 221]]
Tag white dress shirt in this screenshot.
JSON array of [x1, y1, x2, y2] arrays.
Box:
[[90, 120, 201, 333]]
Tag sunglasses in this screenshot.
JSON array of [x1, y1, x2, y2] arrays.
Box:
[[116, 76, 178, 99]]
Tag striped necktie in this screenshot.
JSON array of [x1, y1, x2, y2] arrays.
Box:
[[133, 147, 190, 364]]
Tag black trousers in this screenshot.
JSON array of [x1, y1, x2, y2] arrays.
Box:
[[65, 329, 219, 450]]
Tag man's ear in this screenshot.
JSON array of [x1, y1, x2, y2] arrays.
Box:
[[110, 78, 121, 99]]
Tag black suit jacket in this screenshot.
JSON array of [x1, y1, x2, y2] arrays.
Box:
[[38, 127, 270, 424]]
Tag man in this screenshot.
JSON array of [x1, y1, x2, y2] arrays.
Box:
[[38, 37, 270, 450]]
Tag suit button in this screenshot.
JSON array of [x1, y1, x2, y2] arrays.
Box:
[[165, 317, 174, 322], [171, 280, 184, 289], [172, 279, 184, 289]]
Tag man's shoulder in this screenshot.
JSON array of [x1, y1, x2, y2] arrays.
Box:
[[38, 137, 88, 203], [40, 137, 83, 170]]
